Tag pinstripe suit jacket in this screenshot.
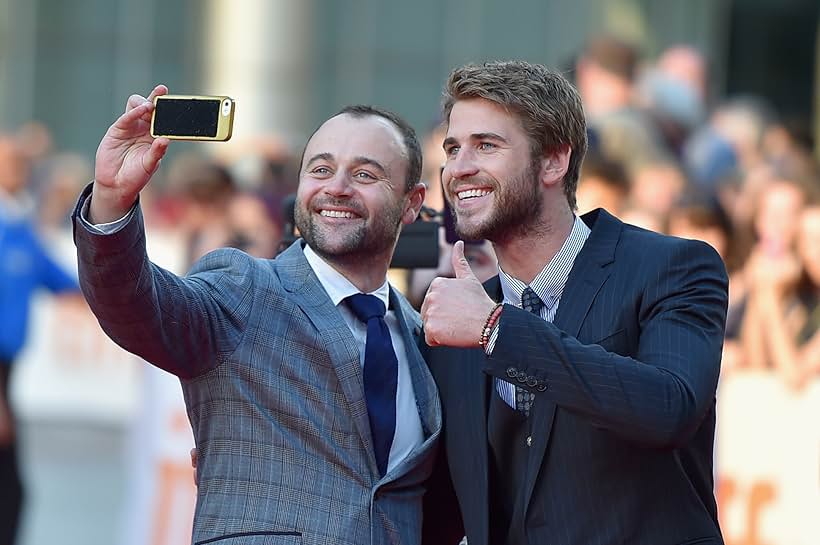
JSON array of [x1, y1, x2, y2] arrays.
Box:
[[72, 187, 441, 545], [423, 209, 728, 545]]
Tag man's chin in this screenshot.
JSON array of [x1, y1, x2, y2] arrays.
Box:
[[311, 241, 361, 259], [455, 218, 491, 242]]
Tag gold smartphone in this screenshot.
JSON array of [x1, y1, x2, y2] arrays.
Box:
[[150, 95, 235, 141]]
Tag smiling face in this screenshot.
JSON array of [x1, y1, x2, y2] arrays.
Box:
[[441, 98, 546, 243], [294, 113, 423, 265]]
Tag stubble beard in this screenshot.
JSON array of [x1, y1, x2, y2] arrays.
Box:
[[294, 197, 404, 265], [453, 158, 545, 245]]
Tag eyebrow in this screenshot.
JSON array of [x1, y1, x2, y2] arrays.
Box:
[[304, 152, 333, 169], [351, 156, 387, 177], [304, 153, 387, 177], [443, 132, 509, 149]]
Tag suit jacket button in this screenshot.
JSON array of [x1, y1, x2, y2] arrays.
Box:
[[537, 383, 548, 392], [516, 372, 527, 383], [506, 367, 517, 378], [526, 377, 538, 387], [526, 436, 532, 447]]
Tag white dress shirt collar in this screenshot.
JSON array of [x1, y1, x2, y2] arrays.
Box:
[[498, 214, 590, 310]]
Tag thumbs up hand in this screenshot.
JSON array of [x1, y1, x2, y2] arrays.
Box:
[[421, 241, 498, 348], [451, 239, 478, 281]]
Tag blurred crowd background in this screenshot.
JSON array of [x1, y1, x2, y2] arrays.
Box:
[[1, 1, 819, 544]]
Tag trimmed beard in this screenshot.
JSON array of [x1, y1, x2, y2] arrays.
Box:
[[294, 196, 405, 264], [453, 157, 544, 244]]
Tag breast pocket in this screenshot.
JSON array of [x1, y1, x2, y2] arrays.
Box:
[[195, 531, 302, 545]]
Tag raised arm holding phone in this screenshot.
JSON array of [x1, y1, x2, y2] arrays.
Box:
[[75, 85, 442, 545]]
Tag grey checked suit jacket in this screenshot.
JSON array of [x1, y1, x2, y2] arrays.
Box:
[[72, 186, 442, 545]]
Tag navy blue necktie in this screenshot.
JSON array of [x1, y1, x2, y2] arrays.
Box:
[[345, 293, 398, 477], [516, 287, 544, 416]]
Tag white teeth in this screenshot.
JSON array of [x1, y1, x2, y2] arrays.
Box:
[[457, 189, 491, 200], [320, 210, 355, 219]]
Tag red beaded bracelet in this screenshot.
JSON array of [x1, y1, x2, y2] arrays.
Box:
[[479, 303, 504, 349]]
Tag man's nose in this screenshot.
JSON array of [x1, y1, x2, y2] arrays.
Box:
[[323, 172, 355, 197], [446, 149, 479, 180]]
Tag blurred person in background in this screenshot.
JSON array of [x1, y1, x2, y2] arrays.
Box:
[[762, 117, 818, 182], [667, 192, 734, 265], [419, 122, 448, 213], [225, 191, 282, 259], [638, 46, 707, 158], [682, 97, 771, 226], [227, 134, 298, 230], [575, 34, 670, 174], [638, 70, 703, 156], [683, 126, 739, 196], [748, 202, 820, 389], [0, 135, 78, 545], [749, 175, 809, 260], [628, 159, 689, 221], [13, 122, 55, 193], [656, 45, 708, 104], [616, 205, 665, 233], [739, 175, 813, 371], [36, 152, 93, 235], [709, 97, 775, 176], [666, 193, 748, 373], [575, 152, 630, 217], [422, 61, 728, 545], [73, 85, 440, 545], [165, 152, 238, 267]]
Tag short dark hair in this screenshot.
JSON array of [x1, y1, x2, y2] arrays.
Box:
[[443, 61, 588, 210], [300, 105, 422, 193]]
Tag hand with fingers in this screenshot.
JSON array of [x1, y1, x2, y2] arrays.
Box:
[[421, 240, 498, 348], [90, 84, 171, 224]]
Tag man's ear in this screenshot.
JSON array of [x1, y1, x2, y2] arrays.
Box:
[[540, 146, 572, 188], [402, 182, 427, 225]]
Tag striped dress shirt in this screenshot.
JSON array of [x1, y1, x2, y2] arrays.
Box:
[[491, 215, 591, 408]]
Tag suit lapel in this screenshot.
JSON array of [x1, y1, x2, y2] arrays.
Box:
[[391, 289, 441, 440], [552, 210, 620, 337], [524, 209, 621, 515], [277, 242, 378, 474]]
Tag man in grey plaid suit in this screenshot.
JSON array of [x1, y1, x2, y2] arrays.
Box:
[[72, 85, 441, 545]]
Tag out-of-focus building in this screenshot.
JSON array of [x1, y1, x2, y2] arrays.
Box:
[[1, 0, 816, 163]]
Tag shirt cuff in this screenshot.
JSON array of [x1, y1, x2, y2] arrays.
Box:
[[484, 320, 500, 355], [79, 191, 136, 234]]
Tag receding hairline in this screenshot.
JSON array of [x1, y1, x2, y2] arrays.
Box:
[[301, 112, 410, 168]]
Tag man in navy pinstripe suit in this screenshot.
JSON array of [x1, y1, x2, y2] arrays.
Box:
[[421, 62, 728, 544], [73, 85, 441, 545]]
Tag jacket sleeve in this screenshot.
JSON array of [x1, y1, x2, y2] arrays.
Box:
[[72, 185, 254, 379], [484, 238, 728, 448]]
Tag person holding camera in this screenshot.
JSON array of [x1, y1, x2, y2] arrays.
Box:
[[73, 85, 440, 545], [421, 61, 728, 545]]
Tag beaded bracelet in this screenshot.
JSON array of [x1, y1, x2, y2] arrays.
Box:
[[479, 303, 504, 349]]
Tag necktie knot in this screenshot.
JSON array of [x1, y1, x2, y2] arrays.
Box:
[[344, 292, 396, 477], [346, 293, 386, 323], [521, 287, 544, 315]]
